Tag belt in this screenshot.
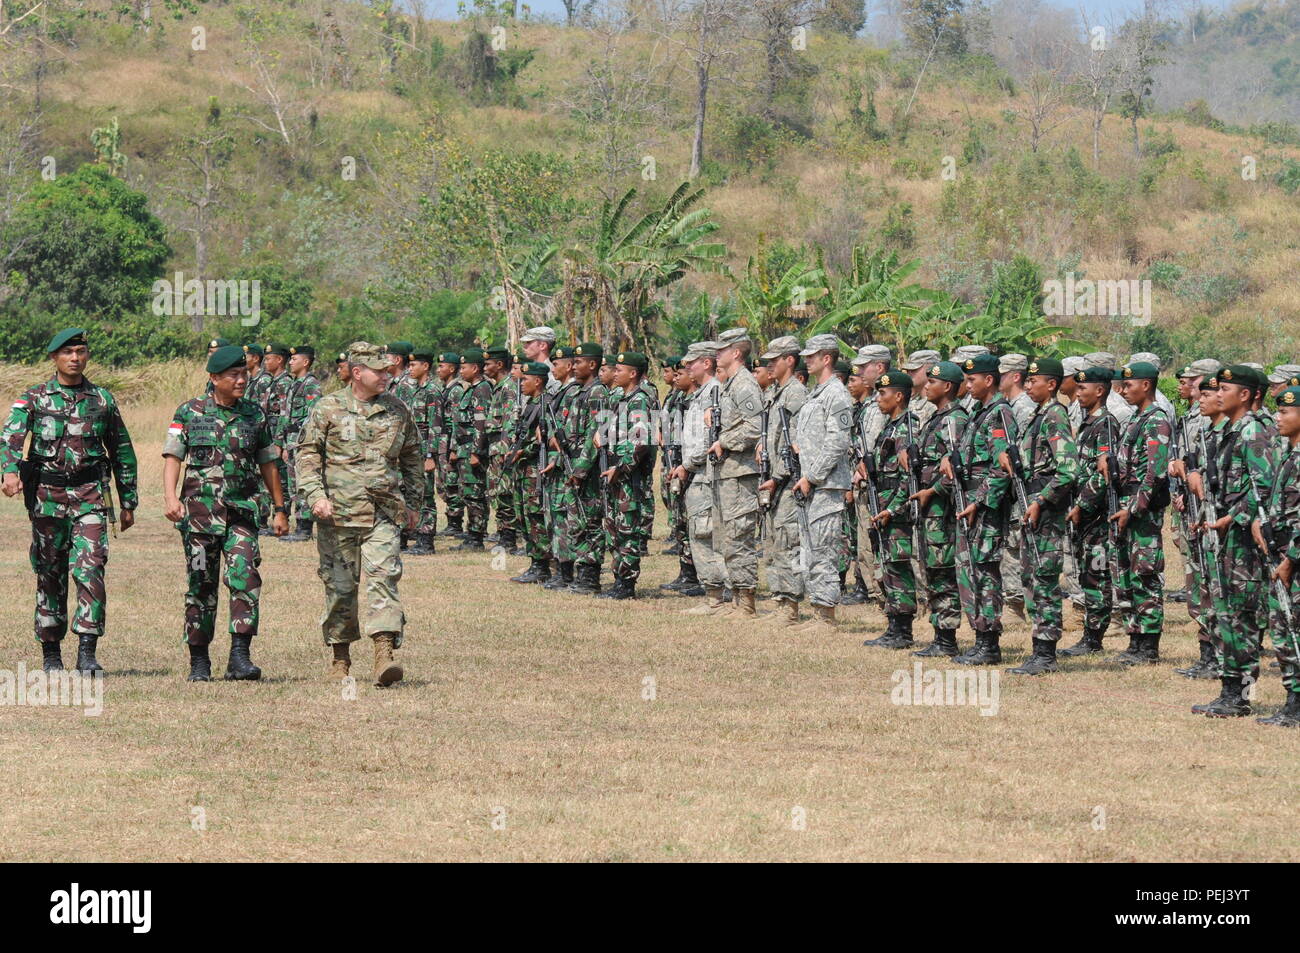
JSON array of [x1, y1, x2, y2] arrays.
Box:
[[31, 459, 107, 487]]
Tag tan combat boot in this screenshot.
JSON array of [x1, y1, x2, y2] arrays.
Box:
[[773, 597, 800, 627], [681, 587, 728, 615], [329, 643, 351, 680], [796, 604, 837, 633], [372, 633, 404, 687], [728, 587, 757, 618]]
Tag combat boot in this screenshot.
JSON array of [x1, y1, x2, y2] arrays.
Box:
[[862, 616, 900, 647], [886, 614, 915, 649], [329, 643, 351, 680], [677, 563, 704, 597], [497, 529, 517, 552], [682, 587, 728, 615], [597, 576, 637, 600], [406, 532, 436, 555], [544, 560, 574, 590], [282, 519, 313, 542], [659, 563, 688, 591], [1008, 638, 1059, 675], [568, 563, 598, 594], [222, 634, 262, 680], [372, 633, 403, 687], [913, 628, 959, 657], [510, 558, 546, 584], [75, 633, 104, 675], [1115, 633, 1159, 667], [1257, 690, 1300, 727], [796, 604, 837, 633], [452, 531, 484, 551], [187, 643, 212, 682], [41, 640, 63, 672], [725, 588, 757, 618], [1192, 676, 1251, 718], [954, 633, 1002, 665], [773, 598, 800, 627], [439, 518, 463, 537], [1060, 625, 1105, 657], [1175, 641, 1220, 679]]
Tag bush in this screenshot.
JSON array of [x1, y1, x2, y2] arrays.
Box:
[[0, 304, 196, 366], [1145, 260, 1184, 290], [984, 254, 1043, 321], [881, 202, 915, 250]]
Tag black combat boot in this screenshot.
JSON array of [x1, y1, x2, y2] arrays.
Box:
[[41, 640, 63, 672], [849, 571, 872, 605], [885, 614, 915, 649], [544, 561, 575, 590], [1257, 690, 1300, 727], [1060, 625, 1106, 656], [677, 562, 703, 597], [565, 563, 594, 594], [511, 558, 546, 584], [224, 634, 262, 681], [1175, 641, 1218, 679], [1192, 676, 1251, 718], [660, 562, 688, 591], [663, 532, 682, 556], [453, 531, 484, 551], [913, 628, 959, 657], [282, 519, 313, 542], [406, 532, 436, 555], [1008, 638, 1059, 675], [400, 531, 409, 551], [840, 570, 866, 606], [954, 632, 1002, 665], [862, 616, 900, 647], [497, 529, 517, 552], [1111, 632, 1141, 664], [1116, 633, 1160, 667], [187, 643, 212, 682], [596, 576, 636, 600], [75, 633, 103, 674]]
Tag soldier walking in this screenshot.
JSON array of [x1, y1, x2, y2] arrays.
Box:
[[279, 346, 322, 542]]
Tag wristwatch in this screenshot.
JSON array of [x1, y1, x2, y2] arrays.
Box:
[[273, 504, 289, 515]]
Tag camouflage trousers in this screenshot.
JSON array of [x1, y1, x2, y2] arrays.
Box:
[[956, 509, 1006, 635], [438, 453, 462, 524], [918, 512, 959, 630], [801, 491, 845, 608], [515, 463, 550, 561], [1000, 511, 1024, 604], [181, 517, 261, 646], [1019, 510, 1065, 642], [879, 518, 918, 617], [550, 471, 577, 562], [1268, 577, 1300, 693], [316, 517, 405, 648], [839, 501, 857, 575], [606, 473, 651, 582], [1184, 528, 1213, 641], [712, 473, 759, 590], [568, 473, 607, 569], [764, 484, 803, 602], [30, 511, 108, 643], [1210, 524, 1264, 680], [637, 453, 657, 553], [854, 491, 882, 591], [415, 467, 438, 535], [667, 475, 693, 567], [685, 478, 727, 589], [286, 447, 312, 524], [1076, 519, 1114, 633], [925, 566, 960, 630], [488, 447, 517, 537], [1117, 511, 1164, 639], [455, 453, 488, 534]]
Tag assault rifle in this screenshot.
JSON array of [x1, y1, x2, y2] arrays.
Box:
[[996, 403, 1040, 614], [904, 412, 928, 591], [776, 405, 813, 574]]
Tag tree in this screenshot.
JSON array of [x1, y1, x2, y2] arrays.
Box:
[[745, 0, 819, 119], [899, 0, 966, 57], [1115, 1, 1167, 158], [228, 4, 319, 159], [161, 98, 234, 302], [660, 0, 744, 180], [1078, 9, 1118, 167]]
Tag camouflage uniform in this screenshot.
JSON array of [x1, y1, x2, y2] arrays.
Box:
[[712, 364, 764, 592], [163, 395, 279, 646], [1264, 441, 1300, 695], [410, 376, 438, 537], [1072, 405, 1119, 636], [1, 376, 138, 646], [279, 371, 322, 525], [453, 376, 493, 539], [246, 367, 274, 526], [763, 376, 809, 602], [791, 374, 853, 608], [511, 394, 550, 564], [852, 393, 886, 592], [602, 384, 654, 590], [263, 370, 292, 525], [682, 376, 727, 590], [564, 376, 609, 578], [635, 377, 660, 552], [999, 390, 1038, 610], [869, 409, 921, 619], [295, 386, 423, 648], [436, 377, 463, 530], [1113, 402, 1173, 659], [486, 375, 519, 542], [661, 385, 696, 586], [546, 378, 581, 560], [914, 403, 971, 637]]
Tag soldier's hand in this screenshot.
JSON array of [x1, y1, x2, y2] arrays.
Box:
[[1173, 493, 1185, 513], [1025, 500, 1041, 528], [707, 440, 722, 460], [1097, 455, 1109, 481], [845, 490, 854, 504], [1277, 557, 1293, 587], [909, 487, 936, 507], [1067, 506, 1081, 526], [470, 453, 480, 467], [1169, 459, 1186, 480], [671, 465, 688, 484], [1210, 514, 1231, 532], [874, 509, 891, 527], [1109, 508, 1131, 531], [119, 509, 135, 531], [759, 478, 775, 494], [957, 502, 977, 525], [1251, 519, 1267, 553], [794, 476, 812, 498], [1, 472, 20, 497], [312, 497, 334, 521], [600, 467, 616, 482], [1188, 471, 1204, 499], [164, 498, 185, 523], [272, 512, 289, 537], [899, 448, 910, 470], [939, 457, 954, 481], [854, 461, 867, 483], [406, 507, 418, 531], [423, 458, 436, 473], [997, 450, 1012, 475]]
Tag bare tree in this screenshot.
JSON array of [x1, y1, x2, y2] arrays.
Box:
[[745, 0, 819, 118], [1114, 0, 1167, 158], [226, 6, 320, 159], [658, 0, 744, 180], [1078, 7, 1117, 167], [161, 100, 233, 290]]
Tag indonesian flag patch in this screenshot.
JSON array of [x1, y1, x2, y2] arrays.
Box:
[[168, 422, 185, 437]]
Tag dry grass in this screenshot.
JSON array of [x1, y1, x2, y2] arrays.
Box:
[[0, 381, 1296, 862]]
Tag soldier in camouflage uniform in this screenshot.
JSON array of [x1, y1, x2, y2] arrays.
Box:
[[386, 341, 415, 406], [635, 370, 661, 556], [1000, 358, 1078, 675], [902, 350, 940, 429], [162, 346, 287, 682], [450, 348, 493, 550], [850, 345, 890, 597], [947, 354, 1015, 665], [905, 361, 969, 656], [406, 349, 438, 555], [788, 335, 854, 632], [434, 353, 464, 537], [1191, 365, 1273, 716], [677, 343, 729, 615], [508, 363, 554, 584], [278, 346, 322, 541], [1, 328, 138, 674], [555, 343, 608, 593], [592, 352, 655, 599], [259, 345, 292, 536], [660, 358, 683, 553], [243, 341, 272, 529], [541, 345, 579, 578], [841, 364, 870, 604], [756, 336, 808, 626], [483, 346, 519, 552], [1256, 385, 1300, 726], [997, 353, 1037, 620], [660, 355, 703, 597], [296, 342, 423, 687]]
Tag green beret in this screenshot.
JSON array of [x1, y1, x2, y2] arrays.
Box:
[[614, 350, 648, 371], [1027, 357, 1064, 379], [1200, 376, 1219, 391], [927, 360, 963, 384], [290, 345, 315, 360], [207, 337, 231, 350], [412, 350, 435, 363], [484, 346, 511, 362], [47, 328, 87, 353], [962, 354, 999, 376], [266, 344, 290, 358], [1075, 366, 1113, 384], [834, 359, 853, 377], [1218, 364, 1259, 388], [386, 341, 414, 357], [876, 369, 912, 396], [514, 348, 527, 364], [554, 345, 577, 360], [438, 351, 461, 365], [1120, 361, 1159, 381], [206, 345, 247, 374], [522, 361, 550, 379], [460, 347, 485, 365], [1278, 386, 1300, 407], [663, 354, 681, 369], [573, 342, 604, 360], [242, 343, 264, 358]]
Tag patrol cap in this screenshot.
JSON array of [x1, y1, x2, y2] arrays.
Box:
[[950, 345, 990, 363], [876, 369, 912, 396], [47, 328, 88, 353], [1129, 351, 1162, 369], [412, 349, 435, 363], [1278, 386, 1300, 407], [760, 335, 802, 360], [266, 344, 290, 359], [1084, 351, 1118, 371], [484, 346, 511, 362], [901, 349, 941, 371], [1267, 363, 1300, 385], [290, 345, 315, 359], [800, 333, 843, 357], [1062, 356, 1086, 377], [1182, 358, 1222, 378], [928, 361, 964, 385], [1120, 361, 1159, 381], [521, 361, 550, 379], [346, 342, 390, 370], [520, 326, 557, 344], [851, 343, 891, 366], [1027, 357, 1064, 379], [573, 342, 604, 361], [683, 341, 719, 362], [553, 345, 577, 360], [243, 343, 264, 358], [206, 345, 247, 374], [614, 351, 648, 371], [962, 354, 1000, 376], [207, 337, 231, 350], [717, 328, 750, 348], [834, 359, 853, 378], [998, 352, 1028, 374], [438, 351, 461, 365], [1075, 366, 1113, 384], [460, 347, 485, 365], [387, 341, 414, 358]]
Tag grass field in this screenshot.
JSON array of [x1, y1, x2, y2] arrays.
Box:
[[0, 374, 1296, 862]]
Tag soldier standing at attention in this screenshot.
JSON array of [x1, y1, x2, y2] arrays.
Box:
[[162, 346, 287, 682], [676, 342, 729, 615], [1, 328, 138, 673], [1257, 385, 1300, 726], [635, 363, 661, 557], [756, 336, 809, 626], [296, 342, 422, 687], [507, 363, 554, 584], [243, 344, 268, 404], [594, 352, 654, 599], [1002, 358, 1078, 675], [386, 342, 414, 404], [902, 350, 940, 429], [279, 346, 322, 542], [483, 346, 519, 553], [850, 345, 891, 598], [841, 365, 871, 605], [996, 353, 1036, 621], [660, 357, 683, 554], [660, 354, 703, 597], [789, 334, 854, 632], [452, 347, 493, 550], [560, 343, 609, 594], [406, 349, 438, 555], [435, 352, 464, 538]]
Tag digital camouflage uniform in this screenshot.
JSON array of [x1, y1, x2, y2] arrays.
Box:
[[295, 387, 423, 648], [713, 364, 764, 591], [791, 374, 854, 607], [279, 371, 322, 524], [453, 375, 493, 538], [764, 376, 809, 602], [1114, 402, 1173, 650], [2, 377, 138, 644], [163, 396, 278, 645], [486, 375, 519, 541], [682, 376, 726, 590], [999, 390, 1038, 609]]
